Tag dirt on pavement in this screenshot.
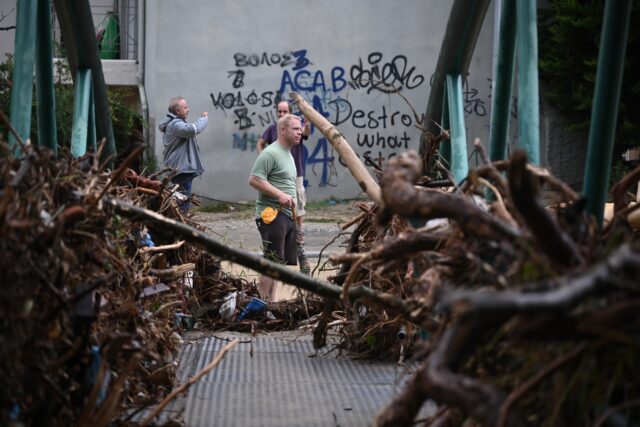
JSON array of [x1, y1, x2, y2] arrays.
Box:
[[191, 199, 366, 295]]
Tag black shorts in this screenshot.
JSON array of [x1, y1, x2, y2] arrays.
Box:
[[256, 213, 297, 265]]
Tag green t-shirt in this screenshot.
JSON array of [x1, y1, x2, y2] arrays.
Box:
[[250, 141, 296, 218]]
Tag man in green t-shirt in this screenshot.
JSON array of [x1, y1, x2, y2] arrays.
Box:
[[249, 114, 303, 301]]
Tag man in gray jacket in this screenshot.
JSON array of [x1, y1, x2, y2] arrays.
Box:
[[158, 96, 208, 211]]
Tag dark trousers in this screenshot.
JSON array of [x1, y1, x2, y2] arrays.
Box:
[[172, 173, 196, 211]]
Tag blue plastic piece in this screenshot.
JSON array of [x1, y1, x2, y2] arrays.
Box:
[[237, 297, 267, 320]]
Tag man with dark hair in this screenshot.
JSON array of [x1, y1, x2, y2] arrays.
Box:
[[249, 114, 303, 301], [158, 96, 208, 211]]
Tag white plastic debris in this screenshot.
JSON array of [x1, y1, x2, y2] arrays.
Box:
[[219, 292, 237, 321], [183, 270, 194, 288]]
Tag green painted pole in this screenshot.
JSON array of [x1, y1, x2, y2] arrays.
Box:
[[71, 68, 92, 157], [421, 0, 491, 154], [35, 0, 57, 154], [88, 84, 97, 152], [489, 0, 516, 162], [54, 0, 116, 165], [583, 0, 632, 226], [516, 0, 540, 165], [446, 74, 469, 184], [440, 90, 451, 165], [8, 0, 37, 154]]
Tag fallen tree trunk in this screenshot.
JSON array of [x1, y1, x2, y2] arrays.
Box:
[[290, 91, 382, 205], [106, 197, 409, 315]]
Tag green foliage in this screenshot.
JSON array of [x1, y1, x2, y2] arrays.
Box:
[[538, 0, 640, 150], [0, 54, 13, 142], [0, 53, 143, 165]]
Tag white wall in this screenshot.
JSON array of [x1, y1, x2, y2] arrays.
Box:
[[0, 0, 500, 202], [147, 0, 497, 202], [0, 2, 16, 58]]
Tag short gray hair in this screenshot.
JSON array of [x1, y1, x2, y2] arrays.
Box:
[[168, 97, 184, 114]]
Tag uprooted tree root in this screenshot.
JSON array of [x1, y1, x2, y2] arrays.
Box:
[[5, 139, 639, 426], [323, 150, 640, 426]]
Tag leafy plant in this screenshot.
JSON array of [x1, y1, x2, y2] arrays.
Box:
[[538, 0, 640, 160], [0, 53, 144, 169]]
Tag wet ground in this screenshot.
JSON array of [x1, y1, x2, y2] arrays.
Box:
[[192, 200, 361, 256], [168, 331, 436, 427], [166, 201, 439, 427], [192, 201, 363, 292]]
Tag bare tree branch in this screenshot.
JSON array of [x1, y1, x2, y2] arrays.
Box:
[[380, 151, 521, 242]]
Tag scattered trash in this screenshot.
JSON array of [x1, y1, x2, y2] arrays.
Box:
[[183, 270, 194, 288], [237, 297, 267, 320], [175, 313, 195, 330], [140, 283, 171, 299], [218, 292, 237, 321], [139, 227, 155, 247]]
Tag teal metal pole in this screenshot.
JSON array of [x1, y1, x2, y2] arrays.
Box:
[[422, 0, 491, 153], [88, 83, 97, 152], [516, 0, 540, 165], [8, 0, 38, 153], [54, 0, 116, 165], [35, 0, 57, 154], [440, 90, 451, 165], [583, 0, 632, 226], [71, 68, 92, 157], [446, 74, 469, 184], [489, 0, 517, 162]]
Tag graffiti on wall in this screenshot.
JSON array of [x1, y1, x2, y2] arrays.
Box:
[[211, 49, 493, 189]]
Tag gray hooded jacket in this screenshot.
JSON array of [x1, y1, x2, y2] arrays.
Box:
[[158, 113, 208, 176]]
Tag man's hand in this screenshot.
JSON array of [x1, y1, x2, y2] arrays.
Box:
[[256, 138, 266, 153], [278, 193, 295, 207], [202, 112, 209, 117]]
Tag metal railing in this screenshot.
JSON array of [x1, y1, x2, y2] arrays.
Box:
[[52, 0, 139, 60], [9, 0, 115, 163], [422, 0, 632, 226]]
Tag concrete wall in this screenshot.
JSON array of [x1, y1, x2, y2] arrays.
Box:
[[0, 3, 16, 58], [2, 0, 536, 202], [145, 0, 497, 202]]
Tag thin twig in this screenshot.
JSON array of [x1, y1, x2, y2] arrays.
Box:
[[497, 342, 588, 427], [0, 109, 27, 153], [140, 338, 240, 426], [139, 240, 186, 254], [593, 398, 640, 427]]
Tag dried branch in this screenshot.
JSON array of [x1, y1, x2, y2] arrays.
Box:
[[611, 163, 640, 214], [140, 338, 240, 426], [376, 244, 640, 426], [442, 244, 639, 317], [380, 151, 520, 242], [497, 342, 588, 427], [508, 150, 584, 269], [106, 197, 411, 316], [0, 109, 27, 153], [139, 240, 185, 254], [493, 159, 579, 203], [149, 263, 195, 280]]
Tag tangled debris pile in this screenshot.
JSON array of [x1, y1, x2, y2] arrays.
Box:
[[0, 143, 321, 426], [3, 134, 639, 426], [319, 149, 640, 426]]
